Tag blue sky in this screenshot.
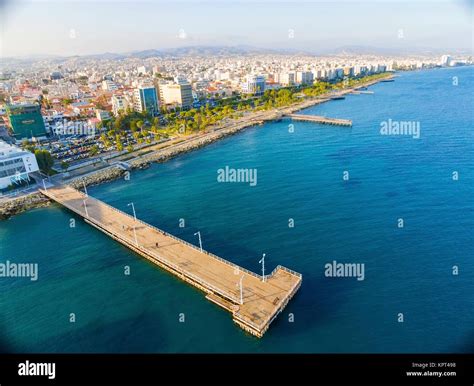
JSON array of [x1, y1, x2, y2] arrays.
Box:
[[0, 0, 472, 57]]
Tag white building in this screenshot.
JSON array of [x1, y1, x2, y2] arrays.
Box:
[[111, 95, 129, 116], [277, 72, 296, 86], [0, 140, 39, 190], [137, 66, 149, 76], [102, 80, 118, 91], [441, 55, 452, 67], [296, 71, 314, 85], [158, 82, 193, 109], [241, 75, 266, 95]]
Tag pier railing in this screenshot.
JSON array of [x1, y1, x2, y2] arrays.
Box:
[[44, 188, 243, 305], [233, 265, 302, 332], [85, 193, 268, 282], [42, 186, 303, 336], [58, 186, 303, 284]]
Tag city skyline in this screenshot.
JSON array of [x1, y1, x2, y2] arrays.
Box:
[[0, 0, 472, 58]]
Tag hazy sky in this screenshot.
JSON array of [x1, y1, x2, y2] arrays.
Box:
[[0, 0, 472, 57]]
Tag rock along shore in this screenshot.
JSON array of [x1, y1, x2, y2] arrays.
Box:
[[0, 192, 51, 220]]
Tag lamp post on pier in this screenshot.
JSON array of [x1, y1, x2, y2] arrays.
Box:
[[127, 202, 138, 247], [83, 199, 89, 218], [239, 275, 244, 305], [259, 253, 266, 283], [194, 231, 203, 253], [83, 180, 88, 197]]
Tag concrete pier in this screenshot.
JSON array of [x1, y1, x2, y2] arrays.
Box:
[[288, 113, 352, 126], [40, 185, 302, 338]]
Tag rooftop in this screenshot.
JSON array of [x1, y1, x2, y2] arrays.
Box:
[[0, 140, 32, 160]]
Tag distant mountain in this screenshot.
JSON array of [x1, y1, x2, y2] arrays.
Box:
[[72, 45, 312, 60], [322, 45, 461, 56], [3, 44, 468, 65], [124, 45, 306, 58]]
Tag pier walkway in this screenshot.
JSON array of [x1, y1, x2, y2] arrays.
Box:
[[288, 113, 352, 126], [40, 185, 302, 338]]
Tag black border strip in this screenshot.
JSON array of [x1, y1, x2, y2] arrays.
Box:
[[0, 354, 473, 385]]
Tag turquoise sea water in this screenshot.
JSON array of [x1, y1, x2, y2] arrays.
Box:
[[1, 67, 473, 353]]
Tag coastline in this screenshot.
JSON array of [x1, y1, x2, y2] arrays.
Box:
[[0, 73, 393, 220]]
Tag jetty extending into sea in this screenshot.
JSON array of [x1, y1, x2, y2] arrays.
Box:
[[287, 113, 352, 126], [40, 185, 302, 338]]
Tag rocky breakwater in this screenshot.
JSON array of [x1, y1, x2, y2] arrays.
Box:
[[0, 192, 50, 220], [68, 165, 126, 189], [129, 120, 262, 169], [0, 167, 126, 220]]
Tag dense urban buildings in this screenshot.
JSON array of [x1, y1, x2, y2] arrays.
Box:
[[0, 49, 471, 176]]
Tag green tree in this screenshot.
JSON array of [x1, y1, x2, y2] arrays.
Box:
[[60, 161, 70, 172], [34, 150, 54, 175], [89, 145, 99, 156], [115, 135, 123, 152]]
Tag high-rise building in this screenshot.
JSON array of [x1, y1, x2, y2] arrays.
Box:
[[6, 103, 47, 140], [441, 55, 452, 67], [133, 86, 159, 115], [158, 82, 193, 109], [343, 67, 354, 77], [296, 71, 314, 85], [241, 75, 266, 95], [277, 72, 296, 86]]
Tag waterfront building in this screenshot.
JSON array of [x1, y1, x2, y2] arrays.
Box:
[[296, 71, 314, 85], [343, 67, 354, 77], [6, 103, 47, 140], [277, 72, 296, 86], [241, 75, 266, 95], [158, 81, 193, 109], [0, 140, 39, 190], [133, 86, 159, 115], [441, 55, 452, 67]]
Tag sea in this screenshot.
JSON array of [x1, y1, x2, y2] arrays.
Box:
[[1, 66, 473, 353]]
